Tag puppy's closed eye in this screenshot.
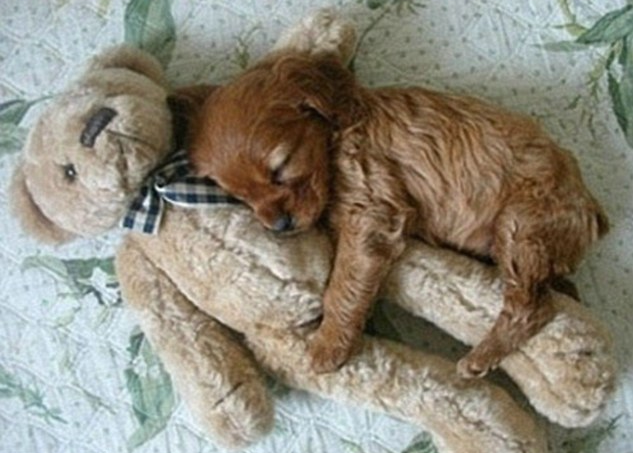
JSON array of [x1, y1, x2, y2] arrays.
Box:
[[268, 144, 291, 186], [270, 154, 308, 187], [271, 166, 285, 186]]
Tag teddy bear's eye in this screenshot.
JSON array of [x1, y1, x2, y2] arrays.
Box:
[[63, 163, 77, 182]]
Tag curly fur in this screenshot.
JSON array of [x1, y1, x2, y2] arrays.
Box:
[[192, 46, 609, 378]]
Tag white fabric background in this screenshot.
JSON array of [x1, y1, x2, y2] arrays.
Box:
[[0, 1, 631, 452]]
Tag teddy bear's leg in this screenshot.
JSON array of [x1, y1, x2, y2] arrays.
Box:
[[116, 237, 274, 449], [380, 241, 616, 428], [272, 8, 357, 64], [250, 332, 546, 453]]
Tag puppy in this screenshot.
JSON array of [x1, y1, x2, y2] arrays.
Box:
[[190, 50, 609, 378]]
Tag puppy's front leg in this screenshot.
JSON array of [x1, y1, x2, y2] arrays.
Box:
[[309, 215, 406, 373]]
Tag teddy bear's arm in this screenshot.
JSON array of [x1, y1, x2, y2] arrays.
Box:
[[272, 8, 357, 65], [115, 237, 274, 449], [249, 331, 546, 453], [381, 240, 616, 428]]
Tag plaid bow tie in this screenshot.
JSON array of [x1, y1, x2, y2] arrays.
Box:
[[122, 149, 240, 234]]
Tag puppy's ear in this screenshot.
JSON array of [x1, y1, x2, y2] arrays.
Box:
[[9, 163, 76, 244], [168, 84, 219, 147], [275, 53, 358, 127], [169, 84, 219, 116]]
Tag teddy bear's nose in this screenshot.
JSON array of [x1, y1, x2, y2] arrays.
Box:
[[81, 107, 118, 147]]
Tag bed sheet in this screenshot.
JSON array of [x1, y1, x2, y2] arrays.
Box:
[[1, 1, 632, 452]]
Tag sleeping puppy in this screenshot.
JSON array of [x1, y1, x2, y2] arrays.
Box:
[[190, 50, 609, 378]]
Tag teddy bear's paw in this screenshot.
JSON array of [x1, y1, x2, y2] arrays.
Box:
[[204, 379, 275, 449], [273, 8, 357, 64], [303, 8, 358, 63], [307, 324, 361, 374]]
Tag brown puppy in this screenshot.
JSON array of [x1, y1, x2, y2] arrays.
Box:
[[190, 50, 609, 377]]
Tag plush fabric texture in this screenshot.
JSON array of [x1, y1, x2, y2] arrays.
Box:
[[119, 206, 555, 453], [0, 2, 630, 453]]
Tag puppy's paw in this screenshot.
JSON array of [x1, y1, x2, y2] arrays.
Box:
[[273, 8, 357, 64], [308, 324, 359, 374], [457, 355, 492, 379], [456, 345, 502, 379]]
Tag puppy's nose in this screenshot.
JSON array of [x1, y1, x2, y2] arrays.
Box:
[[271, 214, 295, 233]]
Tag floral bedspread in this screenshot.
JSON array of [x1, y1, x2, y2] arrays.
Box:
[[1, 1, 632, 452]]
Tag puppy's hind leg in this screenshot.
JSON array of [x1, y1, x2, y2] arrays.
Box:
[[457, 206, 557, 378]]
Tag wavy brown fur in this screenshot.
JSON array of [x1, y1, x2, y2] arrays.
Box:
[[191, 51, 609, 377]]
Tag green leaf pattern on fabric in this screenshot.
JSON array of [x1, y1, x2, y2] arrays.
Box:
[[0, 98, 46, 156], [233, 25, 262, 70], [125, 327, 176, 450], [555, 0, 589, 37], [0, 99, 37, 125], [0, 365, 66, 424], [548, 3, 633, 148], [608, 33, 633, 146], [22, 256, 121, 307], [0, 123, 27, 156], [124, 0, 176, 67], [577, 5, 633, 44], [402, 432, 438, 453]]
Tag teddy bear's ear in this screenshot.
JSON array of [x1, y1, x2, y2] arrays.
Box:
[[9, 163, 76, 244], [85, 44, 167, 87]]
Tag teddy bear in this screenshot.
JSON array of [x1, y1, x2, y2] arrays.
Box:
[[8, 9, 615, 453]]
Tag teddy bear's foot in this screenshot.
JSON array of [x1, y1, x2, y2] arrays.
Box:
[[273, 7, 357, 64], [116, 239, 275, 449]]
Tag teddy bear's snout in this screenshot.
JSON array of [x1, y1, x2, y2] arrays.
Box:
[[81, 107, 118, 147]]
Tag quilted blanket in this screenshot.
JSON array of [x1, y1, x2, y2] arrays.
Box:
[[1, 1, 631, 452]]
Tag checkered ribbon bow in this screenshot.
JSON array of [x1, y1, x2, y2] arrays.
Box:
[[122, 149, 240, 234]]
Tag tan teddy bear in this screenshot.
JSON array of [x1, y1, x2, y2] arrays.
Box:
[[8, 9, 615, 453]]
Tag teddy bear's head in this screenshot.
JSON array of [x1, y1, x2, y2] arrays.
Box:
[[10, 45, 174, 243]]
